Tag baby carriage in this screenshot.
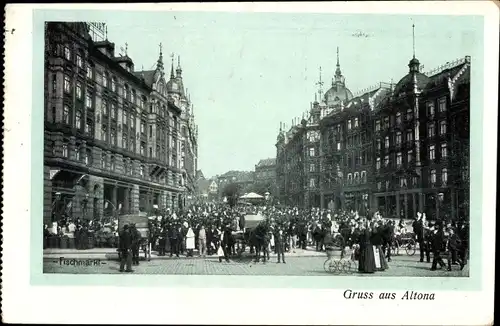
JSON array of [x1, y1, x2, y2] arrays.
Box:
[[324, 245, 357, 274]]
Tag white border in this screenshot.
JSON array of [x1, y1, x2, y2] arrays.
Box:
[[3, 2, 497, 325]]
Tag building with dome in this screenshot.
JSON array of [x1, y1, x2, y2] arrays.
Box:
[[276, 44, 470, 220], [43, 22, 198, 224], [372, 53, 470, 221]]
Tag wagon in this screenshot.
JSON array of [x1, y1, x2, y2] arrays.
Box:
[[391, 232, 417, 256], [116, 214, 151, 261], [233, 213, 266, 256]]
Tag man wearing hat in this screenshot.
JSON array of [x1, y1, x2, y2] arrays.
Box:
[[119, 224, 133, 272], [130, 223, 141, 265]]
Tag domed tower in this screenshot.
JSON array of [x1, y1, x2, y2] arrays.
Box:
[[166, 55, 182, 103], [324, 47, 354, 106], [393, 25, 429, 97]]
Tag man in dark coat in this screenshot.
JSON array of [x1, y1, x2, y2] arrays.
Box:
[[458, 221, 469, 265], [130, 224, 141, 265], [446, 228, 465, 271], [168, 224, 180, 257], [413, 214, 431, 262], [119, 224, 133, 272], [382, 221, 394, 262], [273, 225, 286, 263], [430, 225, 446, 270]]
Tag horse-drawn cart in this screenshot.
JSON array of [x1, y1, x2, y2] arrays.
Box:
[[233, 213, 266, 256], [117, 214, 151, 261]]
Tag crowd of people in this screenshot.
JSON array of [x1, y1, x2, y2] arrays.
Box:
[[45, 202, 470, 274]]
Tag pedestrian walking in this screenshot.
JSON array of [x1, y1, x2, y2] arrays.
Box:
[[198, 225, 207, 257], [130, 224, 141, 265], [430, 224, 447, 271], [446, 228, 465, 271], [186, 225, 195, 257], [274, 226, 286, 264], [169, 224, 180, 257], [119, 224, 133, 273]]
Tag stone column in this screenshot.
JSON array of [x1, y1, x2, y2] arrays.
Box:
[[131, 185, 140, 214], [384, 195, 388, 217], [404, 193, 408, 220], [112, 185, 118, 211], [451, 188, 456, 220], [418, 193, 424, 214], [69, 136, 77, 160], [92, 147, 103, 170], [89, 176, 104, 220], [123, 187, 130, 214], [160, 190, 168, 209], [395, 193, 400, 219], [43, 165, 53, 225], [412, 193, 417, 217]]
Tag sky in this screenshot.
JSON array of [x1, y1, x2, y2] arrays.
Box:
[[102, 11, 482, 179]]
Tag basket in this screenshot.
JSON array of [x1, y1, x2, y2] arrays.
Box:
[[326, 248, 343, 259]]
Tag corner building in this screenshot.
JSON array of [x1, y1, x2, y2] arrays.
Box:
[[43, 22, 198, 224], [372, 55, 470, 220]]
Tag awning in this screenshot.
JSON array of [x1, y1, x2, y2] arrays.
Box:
[[51, 169, 88, 189]]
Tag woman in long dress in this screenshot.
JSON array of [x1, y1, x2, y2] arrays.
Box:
[[358, 223, 376, 273], [186, 226, 195, 257], [371, 222, 389, 271]]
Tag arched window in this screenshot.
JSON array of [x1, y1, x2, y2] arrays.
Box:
[[103, 72, 109, 88], [430, 169, 437, 184], [441, 168, 448, 185], [111, 77, 117, 92]]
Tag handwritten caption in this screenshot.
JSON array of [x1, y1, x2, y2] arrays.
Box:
[[343, 289, 435, 300], [57, 257, 105, 267]]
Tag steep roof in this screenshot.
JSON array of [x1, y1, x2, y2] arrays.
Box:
[[133, 70, 156, 88], [256, 158, 276, 168]]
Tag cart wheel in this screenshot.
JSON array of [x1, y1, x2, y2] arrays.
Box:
[[406, 239, 416, 256], [342, 259, 352, 273], [331, 260, 341, 274], [323, 258, 332, 273]]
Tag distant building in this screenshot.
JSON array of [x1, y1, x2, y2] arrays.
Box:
[[254, 158, 276, 182], [43, 22, 198, 224], [217, 170, 255, 199], [195, 171, 218, 203]]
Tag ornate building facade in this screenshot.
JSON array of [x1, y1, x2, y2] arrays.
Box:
[[276, 46, 470, 220], [372, 54, 470, 220], [43, 22, 198, 224]]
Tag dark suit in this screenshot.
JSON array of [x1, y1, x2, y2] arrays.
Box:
[[447, 233, 464, 270], [381, 224, 393, 260], [168, 228, 180, 257], [431, 230, 446, 270], [119, 228, 133, 272], [274, 230, 287, 263], [130, 226, 141, 265], [413, 219, 430, 262]]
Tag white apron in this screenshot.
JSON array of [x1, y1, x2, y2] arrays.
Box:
[[373, 246, 381, 269]]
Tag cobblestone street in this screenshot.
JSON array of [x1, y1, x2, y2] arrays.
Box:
[[44, 253, 469, 277]]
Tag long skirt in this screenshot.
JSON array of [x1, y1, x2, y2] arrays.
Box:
[[358, 244, 376, 273], [374, 245, 389, 271]]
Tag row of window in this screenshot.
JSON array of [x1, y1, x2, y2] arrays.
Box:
[[375, 143, 448, 169], [58, 141, 183, 184], [62, 44, 147, 104], [375, 168, 447, 190]]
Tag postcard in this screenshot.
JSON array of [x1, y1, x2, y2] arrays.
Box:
[[2, 2, 497, 325]]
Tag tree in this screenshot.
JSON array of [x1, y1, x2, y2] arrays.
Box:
[[222, 182, 241, 208], [244, 180, 275, 197]]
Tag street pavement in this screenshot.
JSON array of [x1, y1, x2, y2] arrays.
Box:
[[43, 250, 469, 277]]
